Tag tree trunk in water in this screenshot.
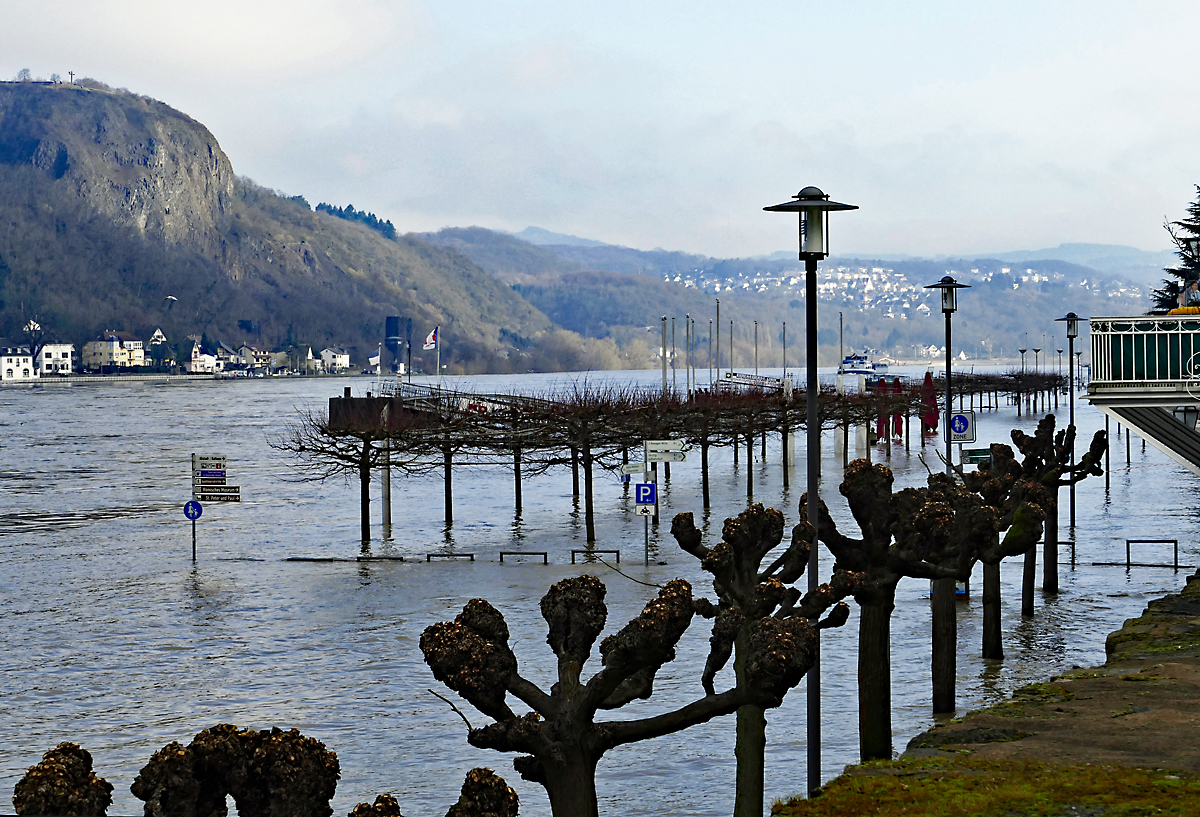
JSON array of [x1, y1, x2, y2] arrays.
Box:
[[514, 446, 522, 515], [701, 437, 710, 509], [1022, 545, 1036, 617], [571, 447, 580, 498], [1044, 489, 1059, 594], [358, 440, 371, 545], [746, 433, 753, 501], [982, 561, 1003, 659], [732, 629, 766, 817], [931, 578, 956, 714], [583, 444, 595, 542], [782, 420, 790, 489], [858, 602, 893, 761], [541, 753, 601, 817], [443, 444, 453, 527]]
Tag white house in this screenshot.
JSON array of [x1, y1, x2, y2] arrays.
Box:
[[321, 346, 350, 373], [38, 342, 75, 375], [1, 340, 37, 382], [184, 340, 219, 374]]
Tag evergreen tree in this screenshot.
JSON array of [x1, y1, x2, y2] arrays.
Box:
[[1150, 185, 1200, 312]]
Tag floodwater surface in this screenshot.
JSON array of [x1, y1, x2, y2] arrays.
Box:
[[0, 368, 1195, 815]]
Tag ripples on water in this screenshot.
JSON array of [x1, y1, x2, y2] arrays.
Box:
[[1, 370, 1196, 816]]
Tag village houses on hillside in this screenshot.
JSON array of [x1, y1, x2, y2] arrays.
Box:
[[3, 323, 358, 381]]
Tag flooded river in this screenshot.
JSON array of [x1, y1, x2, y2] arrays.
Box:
[[1, 369, 1196, 815]]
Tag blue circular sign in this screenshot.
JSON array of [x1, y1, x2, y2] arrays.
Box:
[[184, 500, 203, 520], [951, 414, 970, 434]]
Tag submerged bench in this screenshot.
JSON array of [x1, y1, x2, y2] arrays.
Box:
[[571, 549, 620, 564], [499, 551, 549, 563]]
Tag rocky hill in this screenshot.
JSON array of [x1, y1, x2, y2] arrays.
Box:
[[0, 81, 565, 373]]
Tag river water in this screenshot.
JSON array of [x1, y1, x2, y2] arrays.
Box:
[[1, 368, 1195, 816]]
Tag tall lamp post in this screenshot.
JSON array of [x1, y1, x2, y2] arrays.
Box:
[[923, 274, 969, 715], [1057, 312, 1081, 528], [765, 186, 857, 797]]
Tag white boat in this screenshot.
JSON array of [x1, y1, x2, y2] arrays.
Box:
[[838, 352, 888, 377]]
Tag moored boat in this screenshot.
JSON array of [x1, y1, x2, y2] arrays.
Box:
[[838, 351, 888, 377]]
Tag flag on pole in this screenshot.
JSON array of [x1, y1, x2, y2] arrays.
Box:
[[423, 326, 439, 350]]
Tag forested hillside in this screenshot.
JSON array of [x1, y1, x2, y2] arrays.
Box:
[[0, 81, 573, 373]]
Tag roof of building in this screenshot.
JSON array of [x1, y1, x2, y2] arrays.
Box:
[[94, 330, 142, 343]]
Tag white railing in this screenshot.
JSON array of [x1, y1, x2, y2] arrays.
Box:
[[1090, 315, 1200, 387]]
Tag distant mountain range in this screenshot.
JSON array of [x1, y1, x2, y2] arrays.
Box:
[[516, 229, 1174, 288], [423, 224, 1148, 365]]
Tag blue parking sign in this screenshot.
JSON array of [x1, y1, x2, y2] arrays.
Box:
[[635, 483, 657, 505]]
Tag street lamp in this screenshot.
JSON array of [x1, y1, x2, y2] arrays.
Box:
[[1056, 312, 1081, 531], [923, 274, 970, 717], [765, 185, 857, 796], [1019, 348, 1027, 374]]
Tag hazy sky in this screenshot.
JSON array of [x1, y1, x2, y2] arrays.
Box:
[[3, 1, 1196, 257]]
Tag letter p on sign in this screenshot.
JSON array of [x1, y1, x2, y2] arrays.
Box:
[[635, 483, 657, 505]]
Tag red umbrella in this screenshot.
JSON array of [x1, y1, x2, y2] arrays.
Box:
[[876, 377, 888, 440], [921, 371, 939, 432], [892, 377, 904, 438]]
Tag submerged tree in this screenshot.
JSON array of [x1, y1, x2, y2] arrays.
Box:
[[801, 460, 989, 761], [962, 415, 1106, 655], [420, 569, 848, 817], [671, 504, 861, 817]]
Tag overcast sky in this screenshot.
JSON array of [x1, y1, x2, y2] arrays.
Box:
[[3, 1, 1196, 257]]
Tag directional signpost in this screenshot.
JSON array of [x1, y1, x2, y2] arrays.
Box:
[[646, 450, 686, 463], [189, 454, 240, 561], [636, 440, 686, 564]]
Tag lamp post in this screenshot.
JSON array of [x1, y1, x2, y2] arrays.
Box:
[[766, 185, 857, 797], [661, 316, 668, 393], [754, 320, 759, 375], [1019, 348, 1027, 374], [1057, 313, 1081, 529], [716, 299, 721, 381], [923, 274, 970, 716]]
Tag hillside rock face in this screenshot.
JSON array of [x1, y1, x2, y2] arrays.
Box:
[[0, 81, 565, 372], [0, 81, 233, 254]]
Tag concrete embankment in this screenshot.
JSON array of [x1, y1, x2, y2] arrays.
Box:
[[773, 572, 1200, 815]]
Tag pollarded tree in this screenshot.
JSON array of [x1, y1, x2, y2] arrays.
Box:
[[961, 415, 1106, 656], [800, 460, 989, 761], [420, 573, 848, 817], [671, 504, 861, 817], [957, 440, 1048, 659], [1150, 184, 1200, 312]]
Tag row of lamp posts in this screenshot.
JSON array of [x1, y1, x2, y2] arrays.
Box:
[[764, 187, 1082, 795]]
